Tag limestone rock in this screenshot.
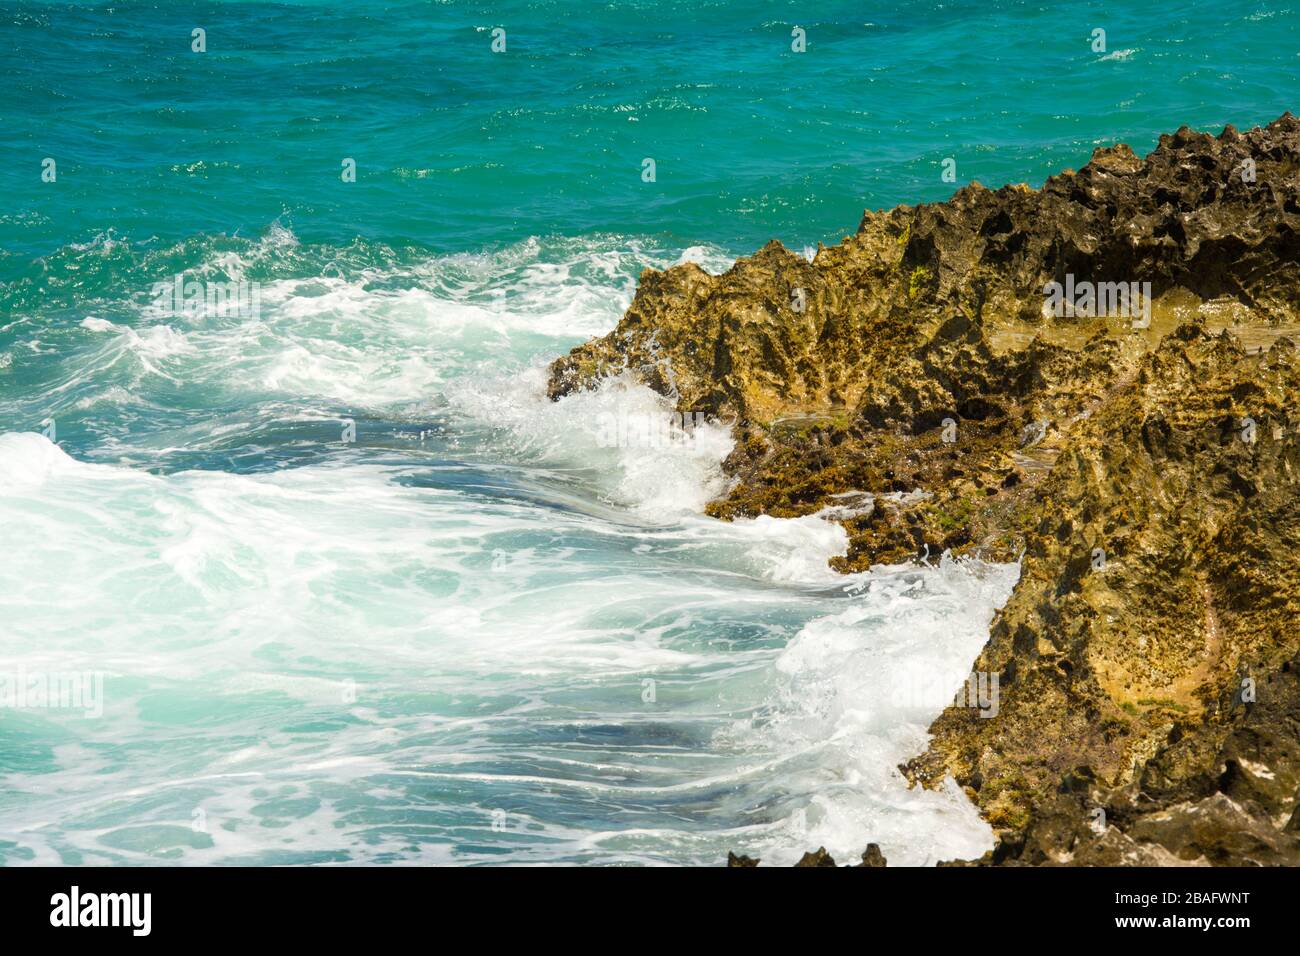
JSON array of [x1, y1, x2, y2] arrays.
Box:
[[793, 847, 838, 867], [550, 114, 1300, 570], [856, 843, 888, 867], [554, 116, 1300, 866]]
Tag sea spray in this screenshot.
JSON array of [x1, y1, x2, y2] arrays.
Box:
[[0, 233, 1013, 866]]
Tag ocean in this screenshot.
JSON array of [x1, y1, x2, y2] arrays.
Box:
[[0, 0, 1294, 865]]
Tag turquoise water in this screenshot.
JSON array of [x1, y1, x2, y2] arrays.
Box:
[[0, 2, 1294, 865]]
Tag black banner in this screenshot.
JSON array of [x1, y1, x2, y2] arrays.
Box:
[[0, 865, 1287, 941]]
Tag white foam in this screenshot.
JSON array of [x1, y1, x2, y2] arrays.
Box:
[[0, 431, 113, 490], [0, 232, 1015, 867], [732, 556, 1019, 865], [448, 366, 736, 519], [111, 235, 736, 414]]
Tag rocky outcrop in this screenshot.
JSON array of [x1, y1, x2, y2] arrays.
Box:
[[549, 115, 1300, 865], [729, 844, 889, 867], [907, 326, 1300, 865]]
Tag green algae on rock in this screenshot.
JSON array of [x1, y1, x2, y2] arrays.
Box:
[[549, 114, 1300, 866]]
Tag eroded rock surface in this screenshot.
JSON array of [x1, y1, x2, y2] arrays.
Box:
[[728, 844, 889, 867], [549, 115, 1300, 865], [908, 328, 1300, 865]]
